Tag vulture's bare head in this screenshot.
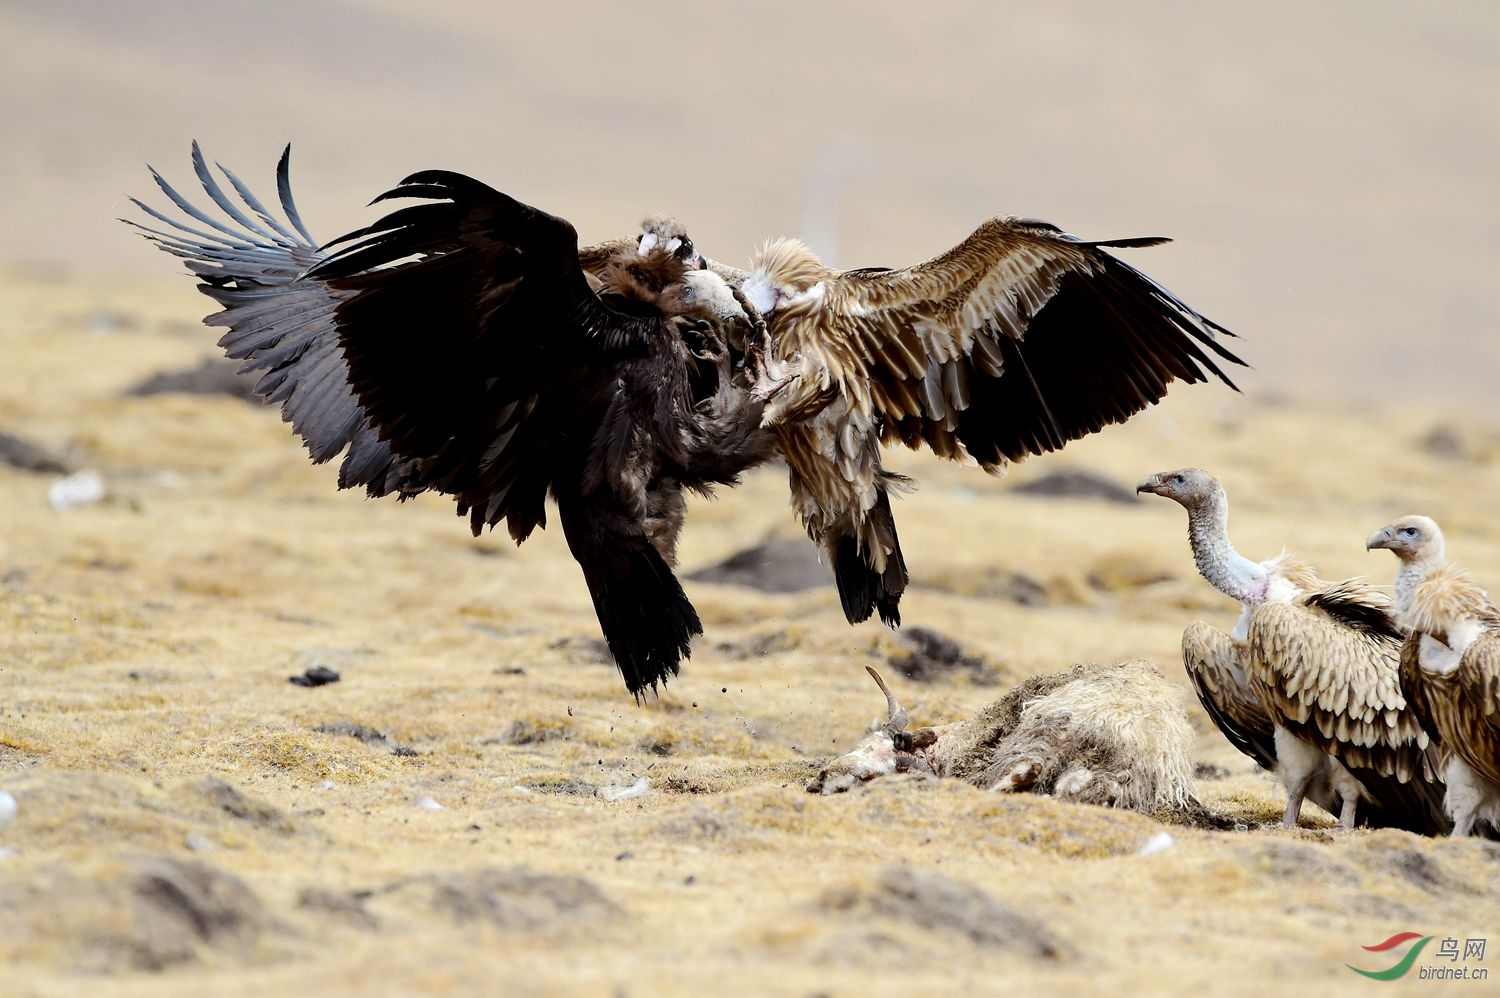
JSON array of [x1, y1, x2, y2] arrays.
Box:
[[743, 237, 830, 316], [1366, 515, 1444, 563], [679, 268, 751, 325], [1136, 467, 1223, 512], [599, 245, 747, 328], [637, 214, 703, 270]]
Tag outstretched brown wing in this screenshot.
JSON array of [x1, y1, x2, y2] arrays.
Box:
[[833, 216, 1246, 469]]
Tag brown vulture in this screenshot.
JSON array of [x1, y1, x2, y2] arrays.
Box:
[[1370, 517, 1500, 836], [1139, 468, 1448, 834], [126, 144, 776, 698], [732, 224, 1248, 629]]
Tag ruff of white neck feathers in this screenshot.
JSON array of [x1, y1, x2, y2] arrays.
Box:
[[1185, 488, 1269, 605], [1394, 539, 1447, 621]]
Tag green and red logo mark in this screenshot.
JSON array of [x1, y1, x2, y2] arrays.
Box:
[[1347, 932, 1434, 980]]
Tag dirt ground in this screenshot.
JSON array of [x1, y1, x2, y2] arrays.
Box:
[[4, 2, 1500, 994], [3, 268, 1498, 997]]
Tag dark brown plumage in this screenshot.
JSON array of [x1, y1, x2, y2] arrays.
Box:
[[127, 144, 773, 697]]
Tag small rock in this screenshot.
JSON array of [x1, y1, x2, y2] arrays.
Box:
[[314, 721, 385, 743], [597, 777, 651, 802], [1011, 469, 1138, 505], [297, 887, 377, 929], [48, 469, 106, 510], [86, 310, 139, 333], [397, 867, 622, 930], [1137, 832, 1175, 856], [973, 569, 1050, 607], [129, 857, 268, 968], [1086, 553, 1173, 593], [313, 720, 417, 755], [189, 778, 294, 833], [0, 790, 17, 828], [888, 626, 996, 685], [714, 629, 800, 659], [414, 795, 444, 811], [289, 666, 341, 688], [549, 635, 612, 665], [820, 866, 1064, 959], [686, 536, 828, 593], [0, 431, 70, 473], [125, 356, 257, 402], [1419, 424, 1468, 461], [184, 833, 215, 853]]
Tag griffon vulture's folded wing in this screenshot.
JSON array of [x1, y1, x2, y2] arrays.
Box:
[[1181, 621, 1277, 772], [1248, 584, 1449, 834]]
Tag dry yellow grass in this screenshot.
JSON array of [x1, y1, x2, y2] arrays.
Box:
[[3, 269, 1499, 996], [4, 3, 1500, 990]]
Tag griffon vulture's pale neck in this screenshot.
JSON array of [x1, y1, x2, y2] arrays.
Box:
[[1183, 487, 1269, 605], [743, 238, 836, 333], [1394, 542, 1447, 620]]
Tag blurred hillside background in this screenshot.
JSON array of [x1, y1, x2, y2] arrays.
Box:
[[2, 0, 1496, 406]]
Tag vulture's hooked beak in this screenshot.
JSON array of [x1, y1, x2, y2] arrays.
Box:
[[1136, 474, 1163, 496], [1366, 526, 1395, 551]]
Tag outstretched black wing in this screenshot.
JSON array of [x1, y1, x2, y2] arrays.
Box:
[[127, 145, 659, 541], [128, 146, 733, 697], [304, 167, 660, 541], [123, 142, 411, 496]]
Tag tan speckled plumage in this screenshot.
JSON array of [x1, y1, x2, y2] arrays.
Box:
[[1247, 583, 1432, 780], [1142, 469, 1448, 832], [747, 222, 1244, 627], [1399, 563, 1500, 834], [1181, 621, 1278, 771]]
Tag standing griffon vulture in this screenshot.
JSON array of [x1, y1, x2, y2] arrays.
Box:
[[1139, 469, 1447, 833], [737, 223, 1247, 628], [1365, 515, 1447, 618], [1369, 518, 1500, 836], [125, 144, 778, 697]]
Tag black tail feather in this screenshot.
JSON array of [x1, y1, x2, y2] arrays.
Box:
[[831, 490, 908, 627], [1344, 765, 1454, 837], [561, 500, 701, 697]]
